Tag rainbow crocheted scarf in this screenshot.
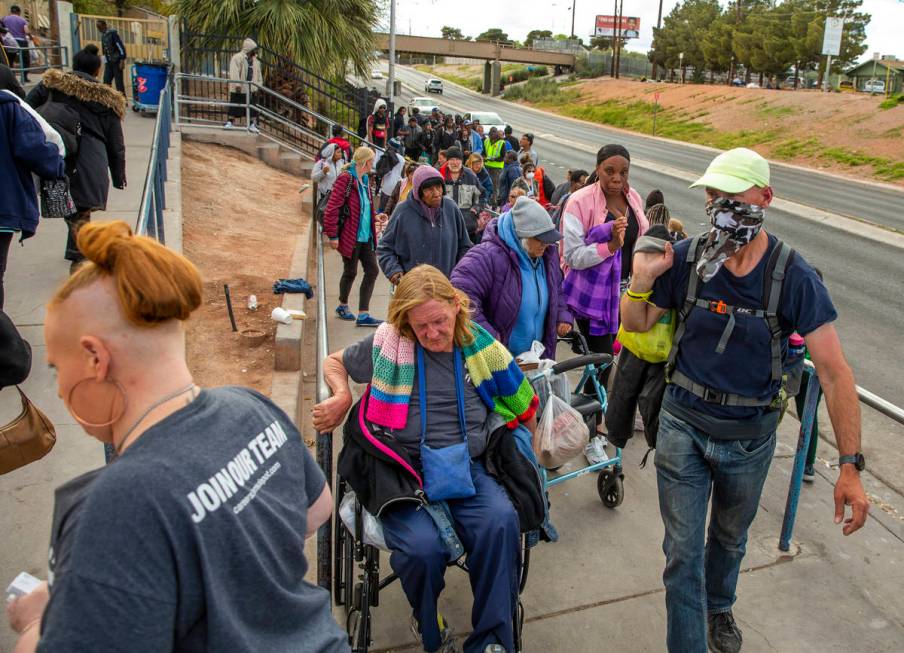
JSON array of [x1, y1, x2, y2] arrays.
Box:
[[366, 321, 538, 430]]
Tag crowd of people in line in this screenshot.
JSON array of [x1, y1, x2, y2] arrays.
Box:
[[306, 103, 871, 653], [2, 62, 871, 653]]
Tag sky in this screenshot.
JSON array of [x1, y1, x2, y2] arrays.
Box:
[[383, 0, 902, 64]]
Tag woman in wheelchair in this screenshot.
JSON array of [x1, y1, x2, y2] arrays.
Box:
[[313, 265, 545, 653]]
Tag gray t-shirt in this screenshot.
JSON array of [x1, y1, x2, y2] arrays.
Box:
[[38, 386, 349, 653], [343, 333, 490, 460]]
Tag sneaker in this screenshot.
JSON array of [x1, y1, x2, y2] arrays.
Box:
[[248, 121, 260, 134], [708, 610, 742, 653], [802, 464, 815, 483], [584, 436, 609, 465], [355, 313, 383, 327], [223, 120, 234, 129], [483, 646, 505, 653], [335, 305, 355, 321], [409, 613, 457, 653]]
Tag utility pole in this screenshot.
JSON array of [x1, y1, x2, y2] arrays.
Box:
[[614, 0, 624, 79], [387, 0, 396, 109], [570, 0, 577, 39], [610, 0, 617, 76], [651, 0, 663, 80]]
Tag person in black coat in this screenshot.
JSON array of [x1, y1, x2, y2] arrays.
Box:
[[0, 62, 25, 98], [26, 45, 126, 270], [0, 309, 30, 388]]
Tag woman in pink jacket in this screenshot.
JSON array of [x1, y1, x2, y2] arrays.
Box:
[[560, 144, 648, 388]]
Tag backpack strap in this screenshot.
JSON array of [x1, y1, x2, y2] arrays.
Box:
[[762, 239, 794, 382], [665, 234, 705, 375]]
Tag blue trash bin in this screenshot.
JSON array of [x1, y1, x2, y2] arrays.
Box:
[[131, 62, 170, 112]]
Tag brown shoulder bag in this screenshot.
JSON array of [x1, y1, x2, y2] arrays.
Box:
[[0, 387, 57, 475]]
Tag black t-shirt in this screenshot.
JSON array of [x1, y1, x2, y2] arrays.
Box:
[[651, 234, 837, 422], [38, 387, 348, 653], [606, 206, 639, 281]]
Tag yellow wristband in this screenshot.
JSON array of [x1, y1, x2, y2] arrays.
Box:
[[626, 289, 653, 301]]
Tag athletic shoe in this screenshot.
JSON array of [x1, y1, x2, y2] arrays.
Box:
[[248, 122, 260, 134], [335, 305, 355, 321], [708, 610, 742, 653], [803, 464, 815, 483], [355, 313, 382, 327], [409, 613, 457, 652], [223, 120, 234, 129], [484, 646, 505, 653]]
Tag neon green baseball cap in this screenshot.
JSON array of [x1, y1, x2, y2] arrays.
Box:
[[690, 148, 771, 193]]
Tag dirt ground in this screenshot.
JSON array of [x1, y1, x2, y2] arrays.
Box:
[[568, 78, 904, 183], [181, 141, 306, 394]]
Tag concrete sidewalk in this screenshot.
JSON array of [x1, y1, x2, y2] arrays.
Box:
[[0, 110, 161, 652], [318, 244, 904, 652]]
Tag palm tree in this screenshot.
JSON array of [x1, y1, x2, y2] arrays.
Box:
[[176, 0, 379, 77]]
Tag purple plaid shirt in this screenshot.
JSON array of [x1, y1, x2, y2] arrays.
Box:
[[563, 222, 622, 336]]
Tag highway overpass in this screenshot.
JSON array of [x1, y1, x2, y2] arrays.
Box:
[[373, 34, 575, 68]]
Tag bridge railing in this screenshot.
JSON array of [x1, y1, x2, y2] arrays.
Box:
[[136, 78, 173, 243]]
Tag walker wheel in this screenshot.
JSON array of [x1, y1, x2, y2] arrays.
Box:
[[597, 470, 624, 508]]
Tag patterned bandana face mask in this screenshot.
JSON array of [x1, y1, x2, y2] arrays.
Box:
[[695, 198, 765, 282]]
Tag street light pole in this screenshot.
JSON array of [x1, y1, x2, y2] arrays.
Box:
[[387, 0, 396, 109]]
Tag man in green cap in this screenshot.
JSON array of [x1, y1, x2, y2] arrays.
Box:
[[621, 148, 869, 653]]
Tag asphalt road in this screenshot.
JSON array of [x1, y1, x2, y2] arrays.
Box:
[[383, 65, 904, 491], [392, 67, 904, 233]]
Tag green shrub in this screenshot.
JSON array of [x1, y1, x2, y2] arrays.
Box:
[[879, 94, 904, 110]]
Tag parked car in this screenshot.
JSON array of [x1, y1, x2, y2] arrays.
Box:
[[425, 78, 443, 94], [863, 79, 885, 94], [466, 111, 506, 134], [371, 70, 384, 79], [409, 96, 439, 115]]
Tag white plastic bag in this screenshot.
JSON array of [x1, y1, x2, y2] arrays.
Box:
[[515, 340, 546, 367], [537, 393, 588, 469], [339, 490, 388, 550]]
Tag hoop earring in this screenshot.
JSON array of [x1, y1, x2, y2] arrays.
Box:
[[67, 378, 128, 428]]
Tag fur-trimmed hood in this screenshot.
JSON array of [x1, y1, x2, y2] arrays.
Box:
[[40, 68, 126, 119]]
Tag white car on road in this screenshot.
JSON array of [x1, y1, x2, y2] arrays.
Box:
[[425, 78, 443, 94], [409, 96, 439, 115], [467, 111, 506, 135]]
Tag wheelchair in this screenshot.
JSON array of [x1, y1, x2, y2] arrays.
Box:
[[333, 476, 531, 653]]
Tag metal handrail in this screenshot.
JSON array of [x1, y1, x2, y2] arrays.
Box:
[[779, 360, 904, 551], [2, 44, 70, 80], [173, 73, 386, 157], [136, 80, 172, 242], [314, 219, 333, 590]]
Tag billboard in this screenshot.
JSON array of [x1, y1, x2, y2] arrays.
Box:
[[594, 15, 641, 39], [821, 17, 844, 56]]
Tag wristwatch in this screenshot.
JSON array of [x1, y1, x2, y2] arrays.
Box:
[[838, 453, 865, 471]]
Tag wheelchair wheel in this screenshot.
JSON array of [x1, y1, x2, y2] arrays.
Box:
[[597, 469, 624, 508]]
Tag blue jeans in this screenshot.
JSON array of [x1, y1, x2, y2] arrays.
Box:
[[382, 461, 520, 653], [654, 409, 777, 653]]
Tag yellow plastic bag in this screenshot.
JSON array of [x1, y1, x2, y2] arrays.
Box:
[[617, 310, 676, 364]]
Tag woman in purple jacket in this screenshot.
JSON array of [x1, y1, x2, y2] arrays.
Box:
[[451, 196, 572, 359]]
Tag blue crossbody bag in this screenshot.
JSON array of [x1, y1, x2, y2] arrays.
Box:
[[417, 345, 476, 501]]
